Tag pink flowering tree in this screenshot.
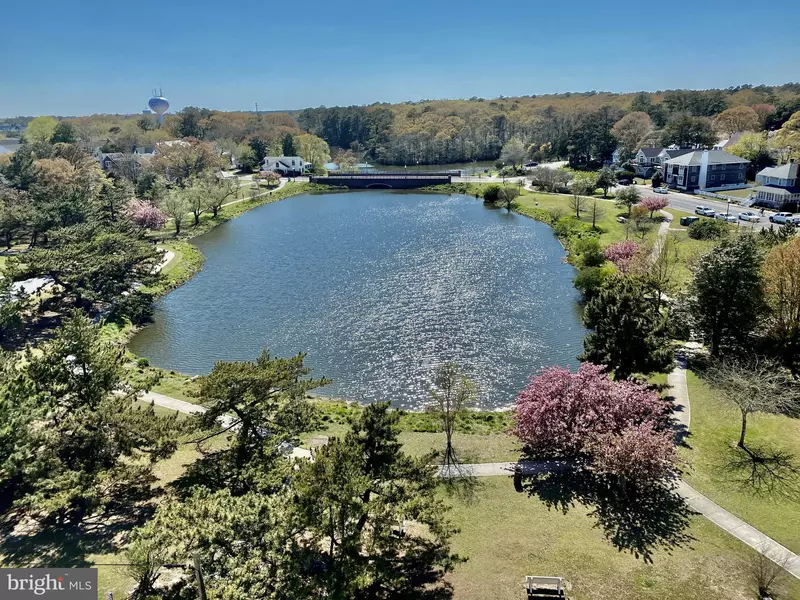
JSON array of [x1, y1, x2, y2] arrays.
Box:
[[638, 196, 669, 218], [128, 199, 167, 230], [260, 171, 280, 187], [603, 240, 640, 272], [590, 423, 678, 485], [513, 362, 668, 457]]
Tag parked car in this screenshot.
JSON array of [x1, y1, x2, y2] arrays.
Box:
[[695, 206, 716, 217], [617, 178, 632, 186], [654, 187, 669, 194], [738, 211, 760, 222], [524, 161, 539, 168], [769, 212, 795, 224], [715, 213, 737, 223], [791, 216, 800, 226]]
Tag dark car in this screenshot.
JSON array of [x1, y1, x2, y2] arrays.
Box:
[[524, 161, 539, 168], [617, 178, 632, 186]]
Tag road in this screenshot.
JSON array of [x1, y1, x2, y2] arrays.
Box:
[[626, 185, 774, 231]]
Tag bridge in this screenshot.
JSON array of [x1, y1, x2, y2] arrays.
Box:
[[310, 171, 455, 189]]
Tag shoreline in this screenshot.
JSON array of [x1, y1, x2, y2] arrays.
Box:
[[126, 185, 578, 413]]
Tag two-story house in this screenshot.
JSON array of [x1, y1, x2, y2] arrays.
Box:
[[752, 160, 800, 210], [634, 148, 663, 177], [261, 156, 308, 176], [663, 149, 749, 192]]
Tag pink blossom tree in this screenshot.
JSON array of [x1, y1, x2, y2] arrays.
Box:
[[638, 196, 669, 219], [128, 199, 167, 230], [513, 362, 668, 458], [590, 423, 678, 485], [603, 240, 640, 272], [260, 171, 280, 187]]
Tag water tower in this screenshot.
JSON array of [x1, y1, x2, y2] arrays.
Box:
[[147, 89, 169, 125]]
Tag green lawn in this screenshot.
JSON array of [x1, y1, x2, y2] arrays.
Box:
[[446, 477, 799, 600], [514, 192, 655, 246], [682, 371, 800, 553]]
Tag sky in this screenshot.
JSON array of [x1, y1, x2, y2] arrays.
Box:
[[2, 0, 799, 117]]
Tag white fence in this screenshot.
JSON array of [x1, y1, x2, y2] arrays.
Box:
[[698, 190, 754, 206]]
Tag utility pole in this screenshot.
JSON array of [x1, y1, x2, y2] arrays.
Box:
[[193, 554, 208, 600]]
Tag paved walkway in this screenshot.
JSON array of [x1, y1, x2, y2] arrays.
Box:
[[449, 358, 800, 578], [140, 368, 799, 578]]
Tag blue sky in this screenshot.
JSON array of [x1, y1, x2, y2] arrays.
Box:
[[2, 0, 799, 117]]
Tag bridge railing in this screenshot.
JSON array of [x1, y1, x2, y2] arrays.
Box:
[[314, 174, 453, 180]]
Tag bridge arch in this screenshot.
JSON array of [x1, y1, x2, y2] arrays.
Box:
[[366, 183, 393, 189]]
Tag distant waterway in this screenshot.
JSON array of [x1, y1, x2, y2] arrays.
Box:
[[129, 191, 585, 409]]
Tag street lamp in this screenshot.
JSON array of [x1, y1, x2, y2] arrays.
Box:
[[501, 162, 505, 184]]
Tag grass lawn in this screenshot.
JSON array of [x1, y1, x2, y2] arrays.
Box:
[[445, 477, 800, 600], [705, 187, 754, 199], [514, 192, 656, 246], [682, 371, 800, 553]]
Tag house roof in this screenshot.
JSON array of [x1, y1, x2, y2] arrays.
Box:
[[754, 185, 800, 196], [665, 149, 749, 167], [757, 162, 798, 180], [638, 147, 663, 158], [661, 148, 694, 159]]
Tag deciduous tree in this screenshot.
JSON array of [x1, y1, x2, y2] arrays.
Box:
[[615, 185, 641, 217], [763, 237, 800, 377], [499, 138, 527, 167], [611, 112, 654, 157], [713, 106, 760, 135], [427, 363, 476, 475], [639, 196, 669, 218], [24, 116, 58, 143]]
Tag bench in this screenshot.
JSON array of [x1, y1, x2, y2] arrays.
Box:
[[525, 576, 565, 597], [616, 216, 627, 223]]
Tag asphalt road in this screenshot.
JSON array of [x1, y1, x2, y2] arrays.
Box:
[[626, 185, 777, 231]]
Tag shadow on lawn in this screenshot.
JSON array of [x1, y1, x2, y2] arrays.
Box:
[[516, 466, 694, 562], [0, 504, 155, 568]]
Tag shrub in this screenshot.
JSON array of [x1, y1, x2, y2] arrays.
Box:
[[574, 265, 609, 300], [688, 218, 727, 240], [136, 357, 150, 368], [482, 184, 501, 203], [573, 237, 605, 268]]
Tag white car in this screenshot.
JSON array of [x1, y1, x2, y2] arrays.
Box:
[[738, 211, 760, 222], [770, 212, 795, 224], [715, 213, 737, 223], [654, 187, 669, 194], [695, 206, 715, 217]]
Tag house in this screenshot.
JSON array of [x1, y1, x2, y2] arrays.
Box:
[[98, 152, 125, 172], [634, 148, 663, 177], [752, 160, 800, 210], [663, 149, 749, 192], [134, 145, 155, 156], [713, 131, 746, 151], [611, 148, 621, 165], [633, 147, 694, 177], [261, 156, 308, 176]]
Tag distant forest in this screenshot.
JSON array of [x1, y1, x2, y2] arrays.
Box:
[[3, 83, 800, 167]]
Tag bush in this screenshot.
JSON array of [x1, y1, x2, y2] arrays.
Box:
[[482, 184, 501, 203], [688, 218, 727, 240], [573, 237, 605, 268], [136, 357, 150, 368], [574, 266, 609, 300]]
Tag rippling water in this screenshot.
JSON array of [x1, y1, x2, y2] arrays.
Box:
[[129, 191, 585, 409]]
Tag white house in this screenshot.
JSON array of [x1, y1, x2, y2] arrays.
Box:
[[753, 160, 800, 209], [261, 156, 308, 176]]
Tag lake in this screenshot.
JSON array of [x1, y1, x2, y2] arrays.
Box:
[[129, 191, 585, 409]]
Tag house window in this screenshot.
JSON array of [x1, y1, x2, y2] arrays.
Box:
[[691, 176, 696, 183], [720, 174, 726, 181], [292, 160, 296, 166], [710, 175, 716, 181]]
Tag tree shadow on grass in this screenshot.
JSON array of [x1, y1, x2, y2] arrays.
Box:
[[517, 466, 694, 562], [0, 486, 158, 568], [723, 443, 800, 500]]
